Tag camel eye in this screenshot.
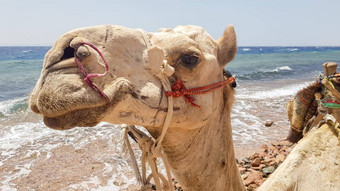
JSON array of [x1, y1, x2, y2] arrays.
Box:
[[181, 54, 199, 67]]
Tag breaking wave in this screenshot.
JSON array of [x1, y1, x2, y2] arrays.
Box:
[[235, 66, 294, 81]]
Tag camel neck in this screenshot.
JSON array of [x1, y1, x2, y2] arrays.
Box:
[[161, 89, 245, 191]]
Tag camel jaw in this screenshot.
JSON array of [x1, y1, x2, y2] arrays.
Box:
[[29, 68, 135, 130], [41, 104, 110, 130]]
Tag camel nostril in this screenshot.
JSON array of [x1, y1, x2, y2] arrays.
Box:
[[60, 46, 75, 61], [76, 46, 91, 59]]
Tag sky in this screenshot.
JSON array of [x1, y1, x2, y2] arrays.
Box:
[[0, 0, 340, 46]]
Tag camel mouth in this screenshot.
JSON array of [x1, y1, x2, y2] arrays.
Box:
[[42, 103, 110, 130], [31, 77, 131, 121]]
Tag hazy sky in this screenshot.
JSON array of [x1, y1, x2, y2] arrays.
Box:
[[1, 0, 339, 46]]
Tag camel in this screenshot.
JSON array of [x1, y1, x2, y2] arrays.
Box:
[[29, 24, 340, 191], [258, 62, 340, 191], [29, 25, 245, 190]]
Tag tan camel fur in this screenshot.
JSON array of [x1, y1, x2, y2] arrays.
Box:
[[29, 25, 245, 190]]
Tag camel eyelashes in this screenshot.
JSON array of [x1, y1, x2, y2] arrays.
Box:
[[180, 54, 199, 68]]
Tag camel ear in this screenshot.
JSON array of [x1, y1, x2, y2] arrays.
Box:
[[217, 25, 237, 66]]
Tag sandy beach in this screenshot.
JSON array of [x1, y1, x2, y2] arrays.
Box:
[[0, 121, 293, 191], [0, 101, 292, 191]]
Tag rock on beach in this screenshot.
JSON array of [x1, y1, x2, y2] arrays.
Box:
[[237, 140, 295, 191]]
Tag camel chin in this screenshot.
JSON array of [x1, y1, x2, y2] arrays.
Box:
[[42, 105, 109, 130]]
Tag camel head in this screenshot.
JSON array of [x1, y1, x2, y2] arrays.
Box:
[[30, 25, 237, 133]]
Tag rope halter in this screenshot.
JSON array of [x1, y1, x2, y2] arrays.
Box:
[[74, 42, 110, 101]]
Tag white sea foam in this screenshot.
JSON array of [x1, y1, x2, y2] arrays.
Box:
[[0, 97, 28, 116], [242, 48, 251, 51], [236, 82, 310, 100], [272, 66, 292, 72], [0, 120, 140, 190], [287, 48, 299, 52]]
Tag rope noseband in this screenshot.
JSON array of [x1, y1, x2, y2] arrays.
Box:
[[75, 42, 110, 101]]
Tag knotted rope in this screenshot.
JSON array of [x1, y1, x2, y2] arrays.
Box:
[[165, 77, 236, 108], [122, 125, 173, 191]]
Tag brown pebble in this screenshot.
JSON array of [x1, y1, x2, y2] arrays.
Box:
[[251, 158, 261, 167], [268, 161, 276, 166], [252, 164, 266, 170], [265, 121, 274, 127], [275, 154, 285, 163], [248, 183, 258, 188], [263, 157, 272, 164], [244, 170, 263, 186], [250, 153, 260, 160]]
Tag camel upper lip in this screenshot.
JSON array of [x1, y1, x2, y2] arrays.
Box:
[[46, 45, 76, 70], [45, 58, 78, 72]]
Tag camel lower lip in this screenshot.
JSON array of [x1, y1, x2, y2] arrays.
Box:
[[41, 104, 110, 130], [43, 116, 75, 130]]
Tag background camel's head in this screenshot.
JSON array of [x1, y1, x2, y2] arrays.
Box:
[[30, 25, 237, 132]]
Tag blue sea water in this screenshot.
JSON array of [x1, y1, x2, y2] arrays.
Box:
[[0, 46, 340, 189], [229, 46, 340, 81], [0, 47, 49, 102]]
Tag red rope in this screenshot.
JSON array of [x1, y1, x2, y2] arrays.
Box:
[[165, 77, 235, 108], [75, 42, 110, 101]]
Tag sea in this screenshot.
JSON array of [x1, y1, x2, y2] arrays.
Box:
[[1, 46, 340, 190]]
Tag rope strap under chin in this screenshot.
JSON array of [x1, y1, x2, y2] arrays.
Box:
[[122, 125, 173, 191]]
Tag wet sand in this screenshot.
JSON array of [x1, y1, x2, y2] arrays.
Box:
[[0, 128, 292, 191], [0, 94, 292, 190]]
